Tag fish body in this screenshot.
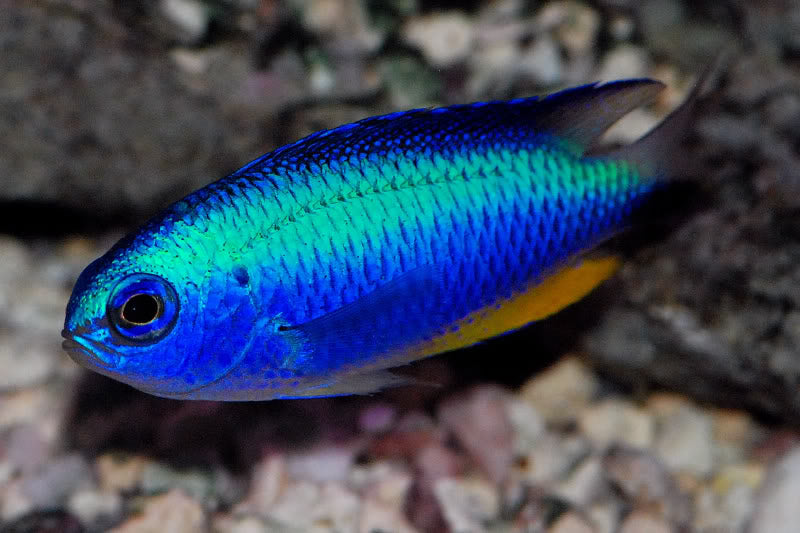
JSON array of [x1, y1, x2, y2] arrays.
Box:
[[63, 77, 697, 400]]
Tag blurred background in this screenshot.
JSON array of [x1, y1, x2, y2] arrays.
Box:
[[1, 0, 800, 532]]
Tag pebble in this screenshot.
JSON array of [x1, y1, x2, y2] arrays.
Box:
[[618, 510, 672, 533], [695, 465, 760, 532], [548, 511, 595, 533], [160, 0, 209, 44], [549, 1, 601, 57], [578, 398, 655, 450], [358, 403, 397, 434], [266, 480, 357, 530], [67, 488, 123, 526], [596, 44, 649, 81], [238, 454, 287, 515], [554, 456, 607, 507], [286, 444, 357, 484], [521, 433, 590, 485], [749, 446, 800, 533], [0, 337, 58, 390], [653, 404, 715, 478], [505, 397, 546, 453], [519, 356, 598, 425], [140, 463, 215, 502], [96, 454, 151, 493], [438, 386, 514, 483], [519, 36, 564, 86], [602, 446, 691, 527], [357, 463, 418, 533], [111, 489, 205, 533], [402, 12, 475, 68], [0, 388, 56, 431], [20, 454, 95, 512], [302, 0, 384, 54], [434, 477, 500, 533]]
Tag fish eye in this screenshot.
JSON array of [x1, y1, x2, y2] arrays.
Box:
[[121, 293, 162, 325], [108, 273, 179, 344]]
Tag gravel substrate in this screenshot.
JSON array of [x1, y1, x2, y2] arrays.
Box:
[[2, 0, 800, 531]]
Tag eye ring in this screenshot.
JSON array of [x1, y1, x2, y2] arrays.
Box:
[[108, 273, 179, 345]]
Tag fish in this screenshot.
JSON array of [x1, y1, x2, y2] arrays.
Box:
[[62, 73, 704, 401]]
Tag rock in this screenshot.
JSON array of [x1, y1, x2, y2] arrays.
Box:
[[519, 356, 598, 426], [546, 1, 601, 57], [748, 447, 800, 533], [0, 389, 56, 431], [653, 404, 714, 478], [519, 36, 564, 86], [379, 55, 441, 109], [0, 337, 59, 391], [587, 503, 618, 533], [302, 0, 384, 55], [402, 12, 475, 68], [160, 0, 209, 44], [96, 454, 151, 493], [211, 514, 270, 533], [618, 510, 672, 533], [140, 463, 214, 502], [67, 488, 123, 527], [548, 511, 595, 533], [520, 434, 591, 485], [286, 445, 358, 484], [433, 477, 500, 533], [0, 3, 269, 218], [602, 446, 691, 528], [466, 40, 520, 98], [357, 462, 418, 533], [554, 456, 608, 507], [111, 489, 205, 533], [266, 480, 359, 531], [5, 424, 52, 475], [596, 45, 649, 81], [20, 454, 94, 511], [438, 386, 515, 483], [694, 463, 762, 533], [506, 397, 547, 454], [578, 398, 655, 450], [358, 403, 397, 434], [238, 454, 288, 515], [1, 510, 84, 533]]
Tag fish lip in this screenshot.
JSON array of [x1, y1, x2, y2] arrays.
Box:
[[61, 329, 121, 369]]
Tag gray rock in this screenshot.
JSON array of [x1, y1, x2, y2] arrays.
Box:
[[602, 446, 692, 529], [402, 12, 475, 68], [434, 477, 499, 533], [748, 447, 800, 533], [112, 489, 206, 533], [19, 454, 95, 511], [0, 4, 271, 218], [438, 386, 515, 483], [653, 404, 715, 478]]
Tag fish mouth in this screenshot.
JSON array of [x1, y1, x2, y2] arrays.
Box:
[[61, 329, 121, 369]]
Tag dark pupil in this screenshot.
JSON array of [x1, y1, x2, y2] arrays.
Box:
[[121, 294, 160, 325]]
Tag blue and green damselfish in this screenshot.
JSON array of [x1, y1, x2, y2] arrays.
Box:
[[63, 75, 701, 400]]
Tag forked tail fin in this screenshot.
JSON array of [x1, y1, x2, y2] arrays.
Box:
[[605, 56, 723, 180]]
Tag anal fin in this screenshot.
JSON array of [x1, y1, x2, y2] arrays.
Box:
[[407, 256, 621, 358]]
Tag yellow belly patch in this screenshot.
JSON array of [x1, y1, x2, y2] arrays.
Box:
[[406, 256, 621, 359]]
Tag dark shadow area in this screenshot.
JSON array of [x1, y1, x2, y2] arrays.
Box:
[[0, 200, 133, 239]]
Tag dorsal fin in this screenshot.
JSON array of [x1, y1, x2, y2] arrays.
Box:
[[532, 79, 665, 153], [232, 79, 666, 177]]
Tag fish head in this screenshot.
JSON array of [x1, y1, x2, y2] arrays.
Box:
[[62, 241, 261, 398]]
